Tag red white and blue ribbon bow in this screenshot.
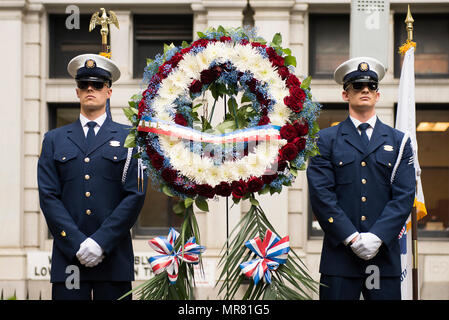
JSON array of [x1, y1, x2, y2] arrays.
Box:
[[240, 229, 290, 285], [148, 227, 205, 284]]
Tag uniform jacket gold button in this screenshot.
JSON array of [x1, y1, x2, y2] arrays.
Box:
[[84, 157, 90, 163], [86, 209, 92, 215], [85, 191, 91, 197], [339, 161, 343, 166], [113, 156, 118, 160], [361, 196, 367, 202], [361, 215, 367, 221], [361, 161, 366, 167], [60, 230, 66, 237], [328, 217, 334, 223], [388, 162, 392, 167], [85, 174, 90, 180], [362, 178, 367, 184], [62, 156, 66, 161]]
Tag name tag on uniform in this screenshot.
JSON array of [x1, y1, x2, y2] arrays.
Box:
[[383, 145, 393, 151], [109, 140, 121, 147]]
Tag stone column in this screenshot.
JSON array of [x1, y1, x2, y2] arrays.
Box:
[[0, 1, 26, 299], [290, 3, 308, 76], [0, 5, 24, 249], [109, 10, 132, 122]]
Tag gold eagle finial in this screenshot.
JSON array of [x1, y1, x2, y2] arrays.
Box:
[[89, 8, 119, 58]]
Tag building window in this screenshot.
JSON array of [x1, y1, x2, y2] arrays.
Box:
[[414, 104, 449, 238], [132, 14, 192, 235], [308, 104, 349, 238], [48, 103, 80, 129], [133, 14, 193, 78], [309, 14, 350, 79], [133, 189, 184, 236], [49, 14, 104, 78], [394, 14, 449, 78]]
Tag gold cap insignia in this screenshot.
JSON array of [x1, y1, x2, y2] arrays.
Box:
[[359, 62, 369, 72], [85, 59, 96, 68]]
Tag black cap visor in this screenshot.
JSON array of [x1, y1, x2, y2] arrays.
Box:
[[75, 76, 108, 82]]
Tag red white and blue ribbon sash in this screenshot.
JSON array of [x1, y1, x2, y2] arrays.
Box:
[[240, 229, 290, 285], [138, 117, 281, 144], [148, 227, 205, 284]]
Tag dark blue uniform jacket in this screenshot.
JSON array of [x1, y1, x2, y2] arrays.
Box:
[[38, 117, 147, 282], [307, 117, 415, 277]]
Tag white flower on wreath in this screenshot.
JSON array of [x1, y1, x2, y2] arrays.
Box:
[[178, 53, 202, 79]]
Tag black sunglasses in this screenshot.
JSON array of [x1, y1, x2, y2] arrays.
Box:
[[76, 81, 107, 90], [348, 82, 378, 92]]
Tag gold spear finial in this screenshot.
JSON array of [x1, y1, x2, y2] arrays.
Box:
[[89, 8, 119, 59], [405, 4, 414, 41], [398, 4, 416, 55]]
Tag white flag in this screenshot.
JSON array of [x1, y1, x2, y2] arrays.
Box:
[[395, 46, 427, 300]]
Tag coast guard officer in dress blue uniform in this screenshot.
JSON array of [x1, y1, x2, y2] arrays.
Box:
[[307, 57, 415, 300], [38, 54, 147, 300]]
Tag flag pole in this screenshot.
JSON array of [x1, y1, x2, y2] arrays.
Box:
[[404, 5, 419, 300], [412, 181, 419, 300]]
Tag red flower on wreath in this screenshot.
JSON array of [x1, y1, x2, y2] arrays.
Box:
[[231, 180, 248, 199], [289, 86, 306, 103], [138, 98, 146, 118], [293, 121, 308, 136], [280, 143, 299, 161], [280, 124, 298, 142], [189, 79, 203, 94], [283, 85, 305, 113], [168, 52, 183, 68], [161, 168, 178, 184], [174, 113, 188, 126], [200, 66, 222, 84], [286, 74, 301, 88], [258, 115, 271, 126], [283, 96, 302, 113], [214, 182, 232, 197], [196, 184, 215, 199], [292, 137, 306, 152], [277, 66, 290, 80], [262, 173, 278, 184], [247, 177, 264, 193], [150, 152, 165, 170]]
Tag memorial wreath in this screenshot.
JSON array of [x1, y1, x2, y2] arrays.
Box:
[[121, 26, 321, 300]]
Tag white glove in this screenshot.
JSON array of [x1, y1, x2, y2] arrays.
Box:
[[76, 238, 104, 267], [350, 232, 382, 260]]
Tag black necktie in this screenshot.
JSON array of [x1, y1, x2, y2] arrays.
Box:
[[358, 123, 370, 146], [86, 121, 97, 148]]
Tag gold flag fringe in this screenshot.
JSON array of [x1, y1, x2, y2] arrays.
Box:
[[398, 40, 416, 55]]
